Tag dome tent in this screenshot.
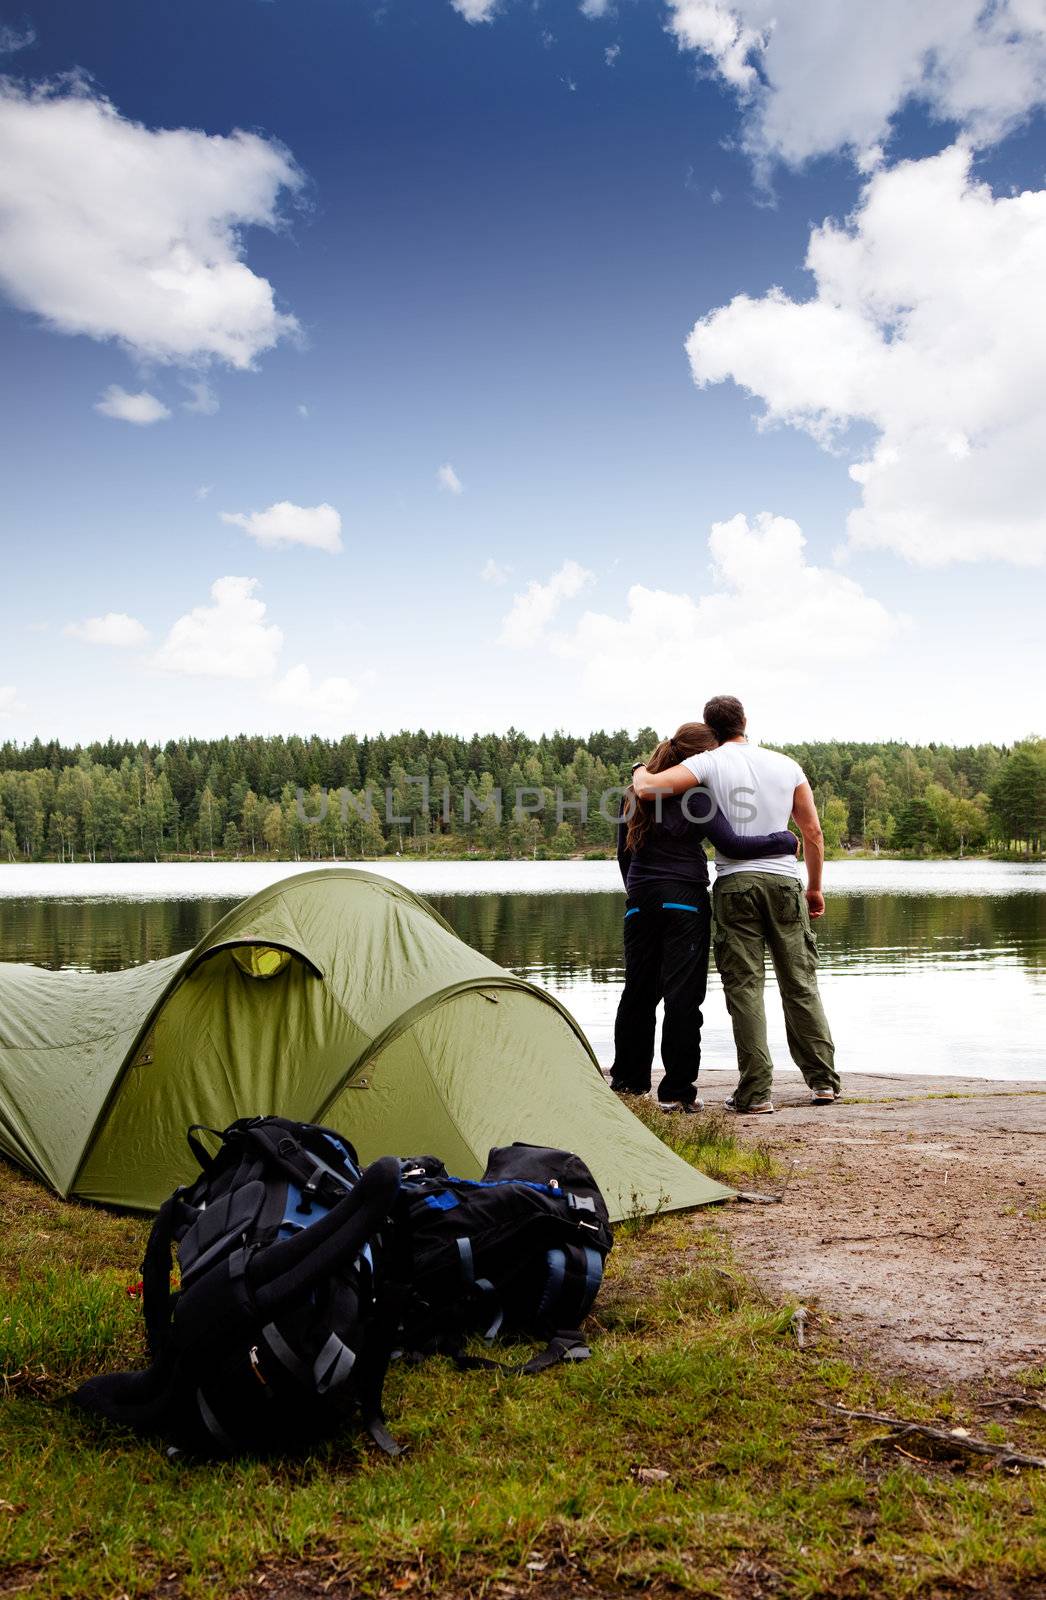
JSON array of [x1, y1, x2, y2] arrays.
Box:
[[0, 868, 731, 1220]]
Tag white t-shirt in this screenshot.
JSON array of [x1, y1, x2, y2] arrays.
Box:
[[682, 741, 806, 879]]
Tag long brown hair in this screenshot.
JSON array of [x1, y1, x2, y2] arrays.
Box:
[[625, 721, 717, 856]]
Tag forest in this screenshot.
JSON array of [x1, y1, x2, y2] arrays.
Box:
[[0, 730, 1042, 863]]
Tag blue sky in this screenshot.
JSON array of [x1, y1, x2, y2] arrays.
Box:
[[1, 0, 1044, 746]]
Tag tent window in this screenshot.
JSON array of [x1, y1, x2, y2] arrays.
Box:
[[231, 945, 292, 981]]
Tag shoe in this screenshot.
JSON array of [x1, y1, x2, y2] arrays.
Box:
[[611, 1085, 649, 1100], [809, 1087, 837, 1105], [659, 1098, 705, 1115], [725, 1098, 774, 1115]]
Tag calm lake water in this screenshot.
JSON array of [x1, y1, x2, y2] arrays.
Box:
[[1, 860, 1043, 1082]]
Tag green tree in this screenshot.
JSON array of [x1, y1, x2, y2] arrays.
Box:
[[992, 740, 1046, 851], [821, 795, 849, 851]]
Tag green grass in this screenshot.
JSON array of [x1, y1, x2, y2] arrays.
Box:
[[2, 1137, 1045, 1599], [627, 1100, 780, 1188]]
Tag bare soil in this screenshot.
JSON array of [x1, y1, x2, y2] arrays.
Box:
[[698, 1069, 1046, 1386]]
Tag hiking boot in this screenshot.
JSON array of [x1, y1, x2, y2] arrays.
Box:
[[725, 1097, 774, 1115], [809, 1087, 838, 1105], [659, 1098, 705, 1115]]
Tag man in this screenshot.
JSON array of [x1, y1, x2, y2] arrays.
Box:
[[632, 695, 839, 1113]]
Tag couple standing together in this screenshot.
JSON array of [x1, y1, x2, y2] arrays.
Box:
[[611, 694, 840, 1116]]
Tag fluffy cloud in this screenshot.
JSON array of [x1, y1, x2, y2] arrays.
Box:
[[65, 612, 149, 648], [154, 577, 283, 679], [0, 80, 302, 368], [451, 0, 499, 21], [221, 501, 343, 554], [0, 25, 35, 53], [481, 557, 511, 585], [500, 559, 595, 648], [664, 0, 1046, 169], [552, 514, 895, 720], [687, 146, 1046, 566], [271, 663, 359, 726], [436, 462, 464, 495], [94, 385, 170, 425], [182, 379, 219, 416]]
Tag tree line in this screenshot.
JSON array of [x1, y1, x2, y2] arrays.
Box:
[[0, 730, 1042, 863]]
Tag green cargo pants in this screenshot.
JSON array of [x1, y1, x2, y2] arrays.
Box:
[[712, 872, 839, 1109]]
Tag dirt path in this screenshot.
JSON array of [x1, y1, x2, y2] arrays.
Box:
[[698, 1069, 1046, 1386]]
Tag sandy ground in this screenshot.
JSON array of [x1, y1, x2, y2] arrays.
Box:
[[694, 1069, 1046, 1387]]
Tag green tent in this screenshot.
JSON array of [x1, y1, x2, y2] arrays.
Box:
[[0, 868, 731, 1220]]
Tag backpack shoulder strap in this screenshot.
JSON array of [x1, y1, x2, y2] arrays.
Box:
[[141, 1192, 181, 1359]]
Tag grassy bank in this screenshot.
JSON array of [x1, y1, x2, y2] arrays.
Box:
[[2, 1120, 1044, 1599]]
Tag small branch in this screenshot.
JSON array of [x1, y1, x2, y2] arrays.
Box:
[[817, 1222, 958, 1245], [818, 1403, 1046, 1469], [908, 1334, 984, 1344], [978, 1395, 1046, 1415]]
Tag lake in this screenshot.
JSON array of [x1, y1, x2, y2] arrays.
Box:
[[0, 860, 1043, 1082]]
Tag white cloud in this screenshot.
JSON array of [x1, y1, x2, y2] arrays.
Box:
[[154, 576, 283, 679], [436, 462, 464, 495], [195, 483, 213, 501], [552, 514, 895, 720], [664, 0, 1046, 170], [182, 379, 219, 416], [0, 685, 18, 717], [271, 663, 359, 726], [65, 612, 149, 648], [687, 146, 1046, 566], [221, 501, 343, 554], [0, 24, 35, 53], [481, 557, 512, 586], [581, 0, 610, 17], [298, 403, 309, 418], [94, 385, 170, 425], [451, 0, 499, 21], [0, 79, 302, 368], [500, 559, 595, 648], [605, 44, 621, 66]]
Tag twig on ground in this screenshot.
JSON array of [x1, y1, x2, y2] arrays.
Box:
[[908, 1334, 984, 1343], [978, 1395, 1046, 1414], [791, 1305, 808, 1349], [816, 1222, 959, 1245], [817, 1402, 1046, 1469]]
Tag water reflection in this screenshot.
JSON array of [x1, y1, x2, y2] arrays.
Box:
[[0, 882, 1042, 1081]]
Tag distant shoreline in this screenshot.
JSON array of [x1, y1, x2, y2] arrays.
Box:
[[0, 848, 1041, 868]]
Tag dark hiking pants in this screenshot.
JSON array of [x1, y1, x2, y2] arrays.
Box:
[[712, 872, 838, 1109], [610, 881, 711, 1106]]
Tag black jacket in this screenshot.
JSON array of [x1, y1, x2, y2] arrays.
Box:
[[617, 787, 797, 892]]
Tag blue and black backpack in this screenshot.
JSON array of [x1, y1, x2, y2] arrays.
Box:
[[395, 1142, 613, 1372]]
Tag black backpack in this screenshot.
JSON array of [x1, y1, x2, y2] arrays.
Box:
[[73, 1117, 404, 1455], [394, 1142, 613, 1371], [72, 1124, 613, 1457]]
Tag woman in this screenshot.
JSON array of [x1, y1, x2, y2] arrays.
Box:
[[611, 722, 797, 1114]]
